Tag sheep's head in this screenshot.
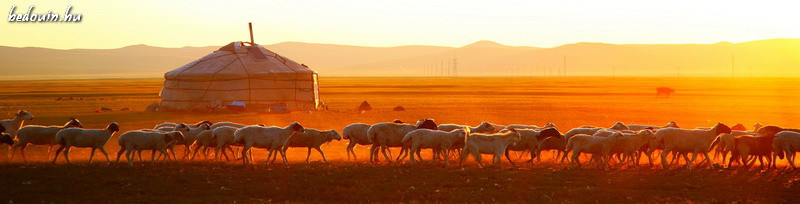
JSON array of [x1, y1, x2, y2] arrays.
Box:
[[107, 122, 120, 133], [174, 123, 191, 132], [325, 130, 342, 141], [64, 118, 83, 128], [537, 128, 562, 140], [416, 119, 437, 130], [543, 123, 557, 129], [17, 110, 34, 121], [197, 120, 213, 126], [0, 124, 5, 133], [0, 133, 13, 145], [753, 123, 763, 132], [289, 122, 305, 133], [452, 129, 468, 138], [610, 122, 629, 131], [713, 123, 731, 135], [198, 123, 211, 130]]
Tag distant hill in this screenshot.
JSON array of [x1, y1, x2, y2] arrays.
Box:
[[1, 38, 798, 80]]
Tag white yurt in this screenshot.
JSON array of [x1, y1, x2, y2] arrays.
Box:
[[159, 41, 320, 111]]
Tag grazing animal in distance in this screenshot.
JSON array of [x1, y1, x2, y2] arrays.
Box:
[[656, 87, 675, 97]]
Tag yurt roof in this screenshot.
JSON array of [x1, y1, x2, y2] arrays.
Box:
[[165, 42, 315, 82]]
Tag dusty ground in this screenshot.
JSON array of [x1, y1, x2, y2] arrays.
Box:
[[1, 77, 800, 203]]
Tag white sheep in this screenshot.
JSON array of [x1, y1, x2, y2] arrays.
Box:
[[710, 130, 752, 163], [11, 118, 83, 161], [367, 119, 437, 163], [608, 129, 655, 168], [608, 122, 630, 131], [566, 132, 623, 169], [502, 128, 561, 164], [401, 128, 467, 165], [279, 129, 341, 163], [343, 123, 372, 161], [436, 122, 496, 159], [234, 122, 305, 165], [654, 123, 731, 169], [458, 129, 521, 167], [176, 123, 211, 159], [773, 131, 800, 169], [52, 122, 120, 164], [115, 130, 184, 166], [189, 128, 238, 161], [210, 122, 266, 129], [1, 110, 34, 139], [153, 120, 212, 130]]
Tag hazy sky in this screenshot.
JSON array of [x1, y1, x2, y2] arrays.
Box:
[[1, 0, 798, 49]]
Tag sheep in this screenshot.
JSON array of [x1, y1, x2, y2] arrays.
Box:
[[52, 122, 120, 164], [566, 132, 623, 169], [190, 129, 216, 160], [539, 127, 602, 162], [710, 130, 752, 163], [175, 123, 212, 159], [436, 122, 496, 159], [627, 121, 679, 131], [608, 129, 655, 168], [458, 129, 521, 167], [400, 128, 467, 165], [368, 119, 436, 163], [153, 120, 212, 130], [1, 133, 13, 146], [654, 123, 731, 169], [725, 134, 774, 169], [499, 128, 561, 164], [276, 129, 341, 163], [343, 123, 372, 161], [212, 126, 240, 161], [1, 110, 34, 139], [234, 122, 305, 165], [11, 118, 83, 161], [753, 123, 764, 133], [115, 130, 184, 166], [210, 122, 266, 129], [773, 131, 800, 169]]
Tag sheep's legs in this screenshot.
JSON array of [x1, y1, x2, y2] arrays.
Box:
[[115, 148, 126, 163], [241, 146, 251, 164], [88, 147, 98, 164], [504, 150, 516, 165], [369, 145, 378, 163], [346, 142, 356, 161], [660, 148, 672, 169], [314, 147, 328, 163], [63, 146, 72, 164], [125, 150, 135, 167], [305, 147, 312, 163], [52, 145, 65, 164], [380, 146, 393, 163]]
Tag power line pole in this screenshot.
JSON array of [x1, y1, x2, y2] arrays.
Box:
[[452, 56, 458, 77]]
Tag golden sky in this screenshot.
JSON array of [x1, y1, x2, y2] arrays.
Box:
[[1, 0, 798, 49]]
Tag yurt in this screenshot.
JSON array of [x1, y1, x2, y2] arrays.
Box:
[[159, 41, 320, 111]]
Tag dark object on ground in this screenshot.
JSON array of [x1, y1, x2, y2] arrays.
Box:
[[656, 87, 675, 97], [119, 108, 130, 111], [356, 101, 372, 112], [393, 106, 405, 111], [144, 102, 159, 112], [318, 100, 329, 111], [393, 119, 404, 124], [100, 107, 112, 112]]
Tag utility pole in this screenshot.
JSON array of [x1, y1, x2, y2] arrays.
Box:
[[452, 56, 458, 77]]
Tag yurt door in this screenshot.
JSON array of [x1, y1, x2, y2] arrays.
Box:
[[313, 73, 320, 108]]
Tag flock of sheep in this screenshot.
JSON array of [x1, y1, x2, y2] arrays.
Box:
[[2, 109, 800, 170]]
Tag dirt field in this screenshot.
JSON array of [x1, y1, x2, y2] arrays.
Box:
[[1, 77, 800, 203]]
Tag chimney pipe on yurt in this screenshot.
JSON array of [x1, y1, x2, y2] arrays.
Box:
[[248, 22, 255, 45], [158, 23, 321, 112]]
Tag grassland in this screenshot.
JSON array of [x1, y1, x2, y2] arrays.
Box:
[[1, 77, 800, 203]]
